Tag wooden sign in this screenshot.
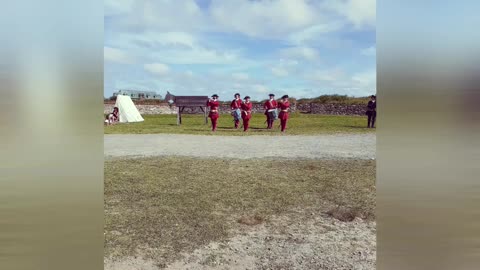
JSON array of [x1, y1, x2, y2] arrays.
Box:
[[174, 96, 209, 125]]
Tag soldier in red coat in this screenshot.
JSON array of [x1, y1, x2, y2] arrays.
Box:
[[278, 95, 290, 132], [230, 93, 242, 129], [241, 95, 253, 132], [207, 94, 220, 132], [263, 93, 278, 129]]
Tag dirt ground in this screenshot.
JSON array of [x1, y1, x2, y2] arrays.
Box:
[[105, 209, 375, 270], [104, 134, 376, 270]]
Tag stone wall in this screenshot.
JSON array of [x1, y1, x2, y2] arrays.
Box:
[[206, 103, 292, 114], [104, 103, 177, 115], [104, 102, 367, 116], [295, 103, 366, 116]]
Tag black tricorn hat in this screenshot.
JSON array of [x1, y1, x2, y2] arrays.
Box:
[[268, 93, 275, 97], [281, 95, 289, 99], [370, 95, 376, 98], [212, 94, 219, 98], [234, 93, 240, 96], [244, 96, 251, 99]]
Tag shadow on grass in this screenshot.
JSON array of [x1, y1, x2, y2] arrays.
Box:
[[215, 127, 240, 131], [249, 127, 268, 130], [189, 129, 213, 132], [344, 125, 370, 129]]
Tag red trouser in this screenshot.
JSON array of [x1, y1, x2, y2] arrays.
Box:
[[242, 118, 250, 131], [279, 112, 288, 132], [280, 119, 287, 131], [210, 118, 218, 131], [234, 119, 240, 128], [210, 113, 219, 131]]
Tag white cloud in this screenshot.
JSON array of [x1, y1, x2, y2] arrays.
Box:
[[271, 67, 289, 77], [104, 0, 135, 17], [279, 59, 299, 66], [144, 63, 170, 75], [106, 0, 373, 41], [308, 68, 345, 82], [151, 47, 238, 65], [132, 31, 196, 48], [288, 22, 344, 45], [209, 0, 317, 38], [252, 84, 270, 94], [361, 46, 376, 56], [304, 68, 376, 96], [104, 46, 133, 64], [279, 46, 320, 61], [124, 0, 207, 32], [111, 31, 241, 65], [232, 72, 249, 81], [323, 0, 376, 29], [352, 70, 376, 87]]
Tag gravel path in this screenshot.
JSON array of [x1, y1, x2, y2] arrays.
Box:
[[104, 133, 375, 160]]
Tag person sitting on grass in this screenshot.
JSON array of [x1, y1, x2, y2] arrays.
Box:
[[105, 107, 119, 125]]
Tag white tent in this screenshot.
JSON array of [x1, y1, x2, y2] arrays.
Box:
[[114, 95, 144, 123]]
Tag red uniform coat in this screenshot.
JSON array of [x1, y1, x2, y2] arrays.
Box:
[[278, 101, 290, 120], [264, 99, 278, 110], [207, 99, 220, 119], [241, 101, 252, 120], [264, 99, 278, 116], [231, 99, 242, 110]]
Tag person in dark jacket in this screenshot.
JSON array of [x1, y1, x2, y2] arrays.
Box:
[[366, 95, 376, 128]]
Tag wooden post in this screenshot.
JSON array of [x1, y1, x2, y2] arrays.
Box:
[[177, 107, 180, 125], [204, 106, 208, 124], [180, 107, 183, 124]]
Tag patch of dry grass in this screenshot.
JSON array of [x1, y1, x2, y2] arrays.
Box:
[[104, 157, 375, 266], [237, 215, 265, 226], [326, 206, 368, 222]]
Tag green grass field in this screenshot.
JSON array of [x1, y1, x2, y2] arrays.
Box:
[[104, 113, 374, 135], [104, 157, 376, 265]]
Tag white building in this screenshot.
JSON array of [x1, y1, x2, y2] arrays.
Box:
[[113, 90, 162, 100]]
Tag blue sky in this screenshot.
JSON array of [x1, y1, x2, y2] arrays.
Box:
[[104, 0, 376, 101]]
